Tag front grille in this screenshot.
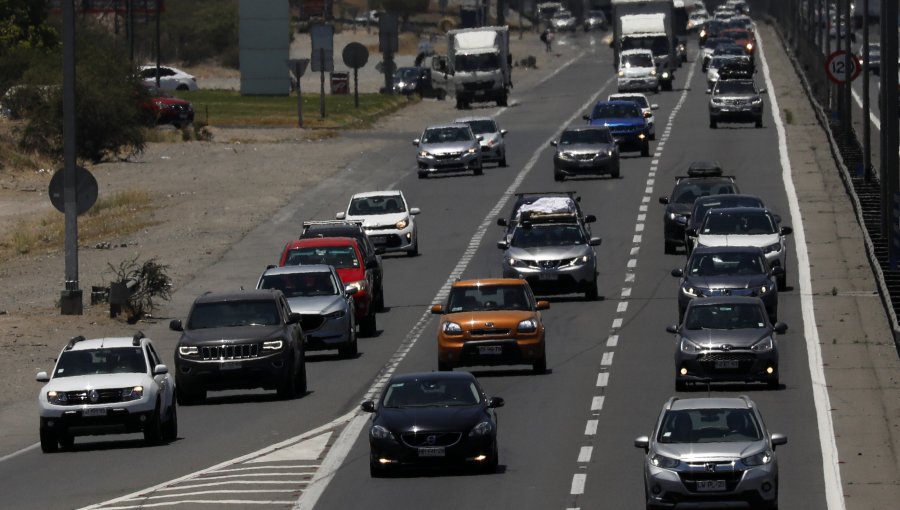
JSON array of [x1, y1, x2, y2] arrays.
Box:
[[698, 352, 757, 372], [434, 152, 463, 160], [371, 234, 402, 247], [609, 126, 638, 135], [365, 224, 397, 231], [201, 343, 260, 360], [468, 328, 511, 337], [301, 315, 325, 332], [463, 81, 495, 91], [679, 467, 745, 492], [706, 288, 756, 297], [574, 153, 597, 160], [723, 98, 749, 105], [539, 259, 562, 269], [401, 431, 462, 448], [59, 388, 127, 405]]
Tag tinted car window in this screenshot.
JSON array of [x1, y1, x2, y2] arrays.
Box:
[[54, 347, 147, 377], [657, 409, 763, 443], [592, 103, 641, 119], [560, 129, 613, 145], [284, 245, 360, 268], [259, 272, 338, 297], [383, 379, 481, 408], [688, 252, 767, 276], [715, 81, 756, 94], [464, 120, 497, 134], [447, 284, 532, 312], [621, 53, 654, 68], [349, 195, 406, 215], [188, 301, 281, 329], [511, 224, 587, 248], [702, 211, 776, 235], [673, 182, 736, 204]]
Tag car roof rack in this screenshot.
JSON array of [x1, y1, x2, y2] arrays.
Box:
[[65, 335, 86, 350], [133, 331, 145, 346], [686, 161, 723, 177], [520, 210, 579, 224]]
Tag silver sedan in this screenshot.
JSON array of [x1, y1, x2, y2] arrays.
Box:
[[454, 116, 508, 167], [414, 123, 483, 178]]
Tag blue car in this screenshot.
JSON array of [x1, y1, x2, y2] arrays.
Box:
[[582, 100, 651, 157]]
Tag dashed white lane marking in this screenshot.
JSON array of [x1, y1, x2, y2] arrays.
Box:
[[756, 28, 845, 510], [567, 50, 698, 510]]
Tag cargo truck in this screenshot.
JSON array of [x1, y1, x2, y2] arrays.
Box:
[[436, 26, 512, 109], [612, 0, 676, 91]]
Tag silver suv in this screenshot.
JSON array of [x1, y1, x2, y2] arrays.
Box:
[[708, 78, 765, 129], [414, 123, 483, 178], [635, 396, 787, 509]]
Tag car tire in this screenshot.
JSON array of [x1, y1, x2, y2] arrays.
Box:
[[370, 459, 389, 478], [611, 166, 620, 178], [554, 170, 565, 181], [532, 354, 547, 374], [755, 118, 763, 128], [176, 84, 189, 91], [767, 377, 780, 390], [40, 428, 59, 453], [143, 401, 164, 445], [338, 327, 358, 359], [641, 144, 650, 157], [585, 278, 599, 301], [664, 240, 676, 254], [675, 379, 688, 392], [497, 94, 508, 107], [162, 402, 178, 442], [295, 351, 308, 394], [482, 442, 499, 473], [438, 89, 447, 101], [474, 164, 483, 176], [777, 266, 787, 290], [417, 171, 427, 179], [361, 312, 377, 337], [176, 385, 205, 406], [499, 154, 508, 167], [407, 241, 419, 257], [650, 131, 656, 141], [709, 118, 717, 129], [375, 287, 385, 311], [277, 360, 298, 400], [438, 361, 453, 371]]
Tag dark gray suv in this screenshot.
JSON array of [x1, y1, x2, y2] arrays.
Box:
[[170, 290, 306, 404], [635, 396, 787, 509], [708, 79, 765, 128]]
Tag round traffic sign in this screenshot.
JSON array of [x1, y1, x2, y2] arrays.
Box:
[[48, 166, 98, 216], [825, 50, 862, 84], [342, 42, 369, 69]]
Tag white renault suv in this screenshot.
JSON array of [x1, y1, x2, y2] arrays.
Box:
[[336, 190, 421, 256], [36, 333, 177, 452]]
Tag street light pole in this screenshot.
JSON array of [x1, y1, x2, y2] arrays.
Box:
[[61, 0, 82, 315], [862, 0, 871, 180]]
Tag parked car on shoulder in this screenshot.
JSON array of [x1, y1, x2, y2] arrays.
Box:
[[140, 84, 194, 128]]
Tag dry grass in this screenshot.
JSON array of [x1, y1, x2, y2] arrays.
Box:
[[0, 189, 158, 259]]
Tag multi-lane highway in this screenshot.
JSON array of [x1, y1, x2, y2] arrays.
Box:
[[1, 25, 836, 510]]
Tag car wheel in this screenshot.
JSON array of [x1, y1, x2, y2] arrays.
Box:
[[650, 131, 656, 141], [777, 266, 787, 290], [438, 361, 453, 371], [755, 118, 763, 128], [641, 144, 650, 157], [162, 402, 178, 442], [438, 89, 447, 101], [585, 278, 599, 301], [675, 379, 688, 392], [767, 377, 780, 390], [370, 459, 389, 478], [295, 351, 308, 394], [176, 385, 206, 406], [417, 171, 427, 179], [407, 240, 419, 257], [532, 354, 547, 374], [58, 432, 75, 450], [554, 170, 565, 182], [277, 359, 298, 400], [496, 94, 508, 107], [482, 442, 499, 473], [143, 401, 164, 445], [338, 327, 358, 358], [40, 428, 59, 453], [474, 164, 483, 176], [499, 154, 508, 167], [768, 310, 778, 324], [361, 312, 377, 337], [611, 166, 620, 178], [375, 287, 385, 311], [176, 84, 189, 91]]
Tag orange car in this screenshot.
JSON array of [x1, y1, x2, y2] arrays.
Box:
[[431, 278, 549, 374]]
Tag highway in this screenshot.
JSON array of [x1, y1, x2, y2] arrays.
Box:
[[0, 28, 830, 510]]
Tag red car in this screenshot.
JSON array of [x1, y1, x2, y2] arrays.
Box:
[[720, 28, 755, 56], [279, 237, 378, 336], [140, 84, 194, 128]]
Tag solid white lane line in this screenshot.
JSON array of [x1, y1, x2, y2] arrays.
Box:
[[570, 474, 587, 495], [577, 446, 594, 463], [851, 87, 881, 130], [756, 29, 845, 510], [104, 501, 295, 509], [126, 490, 298, 500], [214, 466, 320, 473]]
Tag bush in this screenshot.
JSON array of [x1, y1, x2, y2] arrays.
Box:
[[108, 256, 172, 322]]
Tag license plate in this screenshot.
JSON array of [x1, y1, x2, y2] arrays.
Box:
[[82, 408, 107, 417], [478, 345, 502, 355], [715, 360, 740, 369], [220, 361, 242, 370], [418, 447, 445, 457], [538, 273, 557, 280], [371, 236, 387, 245], [696, 480, 727, 492], [579, 160, 595, 167]]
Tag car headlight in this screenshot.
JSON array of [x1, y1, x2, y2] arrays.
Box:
[[650, 68, 658, 76], [661, 71, 670, 79], [178, 345, 199, 356], [680, 338, 703, 354], [324, 310, 345, 319], [681, 285, 698, 297], [559, 151, 575, 160], [346, 280, 368, 294], [418, 150, 431, 157], [507, 256, 528, 268], [566, 255, 590, 266], [47, 391, 68, 405], [607, 149, 615, 157], [262, 339, 284, 351], [618, 70, 625, 77], [759, 284, 772, 294], [764, 242, 781, 253], [700, 29, 707, 38], [750, 336, 774, 352], [712, 98, 724, 104], [638, 133, 646, 140], [650, 453, 681, 468], [746, 42, 754, 51], [743, 450, 773, 466], [752, 97, 763, 105], [395, 217, 409, 230], [469, 421, 493, 437], [467, 147, 477, 154], [442, 321, 463, 335], [370, 425, 395, 440], [517, 318, 538, 333], [120, 386, 144, 401]]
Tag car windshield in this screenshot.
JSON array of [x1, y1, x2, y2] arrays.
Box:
[[54, 347, 147, 377], [621, 35, 669, 57], [692, 198, 763, 226], [463, 119, 497, 134], [446, 284, 532, 312], [422, 127, 472, 143], [715, 81, 756, 94], [511, 224, 586, 248], [702, 211, 776, 235], [672, 182, 736, 204], [612, 95, 649, 108], [704, 37, 730, 49], [722, 30, 750, 40], [715, 45, 745, 56], [348, 195, 406, 215], [394, 68, 419, 82], [587, 10, 604, 18], [658, 409, 763, 443], [592, 103, 641, 119], [621, 53, 654, 68], [688, 252, 767, 276], [284, 245, 360, 268], [187, 300, 281, 329], [709, 57, 732, 69], [382, 379, 481, 408], [454, 53, 500, 72], [259, 272, 338, 297], [685, 303, 766, 330], [559, 129, 613, 145]]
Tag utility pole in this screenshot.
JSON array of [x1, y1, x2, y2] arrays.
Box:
[[842, 0, 852, 141], [881, 0, 899, 261], [862, 0, 871, 180], [61, 0, 82, 315]]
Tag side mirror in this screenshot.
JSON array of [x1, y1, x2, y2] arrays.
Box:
[[759, 88, 768, 94], [361, 400, 376, 413], [706, 88, 712, 94], [344, 284, 357, 295], [685, 227, 697, 236], [550, 140, 558, 147], [666, 324, 678, 334], [659, 197, 670, 205], [289, 312, 302, 324], [169, 319, 183, 332], [771, 266, 785, 276], [774, 322, 788, 334], [413, 138, 420, 146], [589, 237, 602, 246], [644, 111, 652, 118], [651, 104, 659, 110], [336, 211, 346, 220], [366, 259, 379, 269], [430, 304, 444, 314], [36, 371, 50, 383], [770, 433, 788, 448], [497, 217, 508, 227], [497, 240, 510, 249], [634, 436, 649, 451], [671, 268, 684, 277], [410, 207, 421, 215], [582, 114, 591, 121], [500, 129, 508, 136], [536, 300, 550, 310], [584, 214, 597, 223], [780, 226, 793, 235], [153, 364, 169, 375], [476, 135, 483, 142], [488, 396, 505, 408], [266, 264, 276, 270]]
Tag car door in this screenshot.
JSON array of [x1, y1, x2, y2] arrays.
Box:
[[146, 342, 173, 408]]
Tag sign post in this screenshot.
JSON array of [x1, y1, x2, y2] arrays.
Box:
[[824, 49, 861, 85], [310, 24, 334, 118], [287, 58, 309, 127], [379, 14, 399, 94], [342, 42, 369, 108]]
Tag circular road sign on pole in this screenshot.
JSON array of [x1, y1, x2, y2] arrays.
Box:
[[825, 50, 862, 84]]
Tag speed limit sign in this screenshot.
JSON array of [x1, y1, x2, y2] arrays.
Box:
[[825, 50, 862, 84]]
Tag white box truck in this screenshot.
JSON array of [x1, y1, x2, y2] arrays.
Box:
[[439, 26, 512, 109], [612, 0, 676, 90]]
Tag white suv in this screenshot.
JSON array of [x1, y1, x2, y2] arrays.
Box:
[[336, 190, 421, 256], [36, 333, 177, 452], [617, 49, 659, 93]]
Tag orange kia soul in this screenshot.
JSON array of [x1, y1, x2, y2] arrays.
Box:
[[431, 278, 549, 374]]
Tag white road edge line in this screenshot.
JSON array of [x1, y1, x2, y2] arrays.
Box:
[[851, 87, 881, 130], [757, 27, 846, 510]]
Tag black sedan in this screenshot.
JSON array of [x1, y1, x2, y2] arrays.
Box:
[[361, 371, 503, 476]]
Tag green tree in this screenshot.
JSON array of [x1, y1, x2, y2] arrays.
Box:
[[0, 0, 58, 51]]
